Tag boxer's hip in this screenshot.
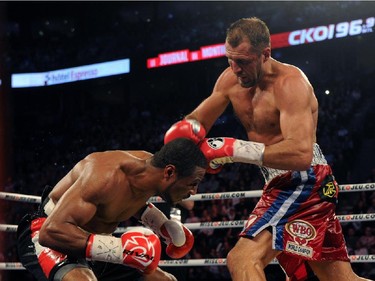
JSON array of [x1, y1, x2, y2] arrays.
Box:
[[240, 158, 346, 264], [260, 143, 328, 184]]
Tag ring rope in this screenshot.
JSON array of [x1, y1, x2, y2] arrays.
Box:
[[2, 213, 375, 233], [0, 191, 41, 203], [1, 182, 374, 204], [2, 254, 375, 270], [1, 183, 374, 271]]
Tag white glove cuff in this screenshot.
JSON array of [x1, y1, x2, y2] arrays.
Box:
[[88, 235, 123, 263], [163, 220, 185, 246], [233, 140, 265, 166], [140, 203, 168, 233]]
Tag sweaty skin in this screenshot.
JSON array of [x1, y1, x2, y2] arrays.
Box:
[[185, 38, 370, 281], [39, 150, 205, 258], [186, 41, 318, 171]]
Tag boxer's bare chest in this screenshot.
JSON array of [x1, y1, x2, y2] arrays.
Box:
[[230, 85, 281, 143]]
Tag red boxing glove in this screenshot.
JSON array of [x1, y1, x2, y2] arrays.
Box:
[[199, 137, 265, 169], [164, 119, 206, 145], [199, 137, 235, 173], [121, 228, 161, 274], [86, 227, 161, 274], [162, 224, 194, 259], [141, 203, 194, 259]]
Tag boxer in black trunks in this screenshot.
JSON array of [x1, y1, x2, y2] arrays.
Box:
[[17, 138, 207, 281]]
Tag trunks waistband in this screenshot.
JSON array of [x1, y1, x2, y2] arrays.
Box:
[[260, 143, 328, 183]]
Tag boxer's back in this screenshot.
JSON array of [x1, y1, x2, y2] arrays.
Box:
[[49, 150, 153, 233]]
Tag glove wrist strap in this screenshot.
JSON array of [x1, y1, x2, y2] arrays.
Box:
[[86, 234, 123, 263], [140, 203, 168, 233], [233, 140, 265, 166]]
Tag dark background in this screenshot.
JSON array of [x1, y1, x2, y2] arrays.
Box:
[[0, 1, 374, 280]]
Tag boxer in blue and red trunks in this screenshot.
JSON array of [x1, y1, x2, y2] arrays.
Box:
[[162, 17, 372, 281], [240, 153, 350, 281]]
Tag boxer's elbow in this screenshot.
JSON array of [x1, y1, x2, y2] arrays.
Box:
[[39, 220, 63, 249], [39, 220, 87, 257], [297, 156, 313, 171], [294, 145, 313, 170]]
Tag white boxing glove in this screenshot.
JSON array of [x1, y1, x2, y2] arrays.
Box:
[[141, 203, 194, 259]]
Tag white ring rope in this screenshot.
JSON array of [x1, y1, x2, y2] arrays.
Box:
[[1, 183, 374, 271], [1, 254, 375, 270], [2, 213, 375, 233], [1, 182, 374, 204], [0, 191, 41, 203]]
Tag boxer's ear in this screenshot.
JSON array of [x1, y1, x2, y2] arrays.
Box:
[[263, 47, 271, 62], [164, 165, 176, 180]]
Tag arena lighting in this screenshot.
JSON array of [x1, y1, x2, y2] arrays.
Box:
[[11, 58, 130, 88], [147, 16, 374, 69], [325, 90, 330, 95]]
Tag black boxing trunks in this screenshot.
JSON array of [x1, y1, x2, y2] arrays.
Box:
[[17, 213, 90, 281], [16, 185, 143, 281], [239, 144, 350, 281]]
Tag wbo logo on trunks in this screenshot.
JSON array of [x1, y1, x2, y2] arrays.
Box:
[[285, 220, 316, 258]]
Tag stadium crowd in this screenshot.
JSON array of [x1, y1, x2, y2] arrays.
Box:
[[2, 64, 375, 280], [1, 1, 374, 280]]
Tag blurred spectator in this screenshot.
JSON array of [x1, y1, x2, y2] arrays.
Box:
[[2, 2, 375, 280], [358, 226, 375, 249], [344, 226, 358, 255], [354, 240, 369, 256]]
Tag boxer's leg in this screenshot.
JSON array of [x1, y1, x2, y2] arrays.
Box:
[[61, 266, 97, 281], [308, 260, 373, 281], [306, 213, 373, 281], [227, 231, 280, 281], [143, 267, 177, 281]]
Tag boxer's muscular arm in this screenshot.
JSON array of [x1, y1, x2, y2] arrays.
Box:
[[185, 68, 232, 132], [39, 161, 110, 257], [262, 74, 315, 170], [199, 74, 315, 172]]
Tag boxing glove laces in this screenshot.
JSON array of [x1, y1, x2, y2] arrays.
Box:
[[141, 203, 194, 259]]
